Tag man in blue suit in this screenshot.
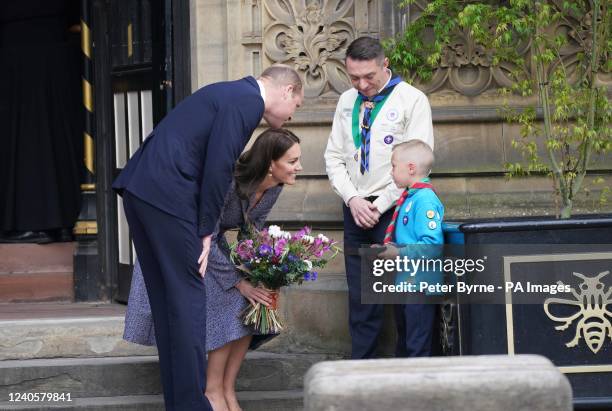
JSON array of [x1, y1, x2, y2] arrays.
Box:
[[113, 65, 303, 411]]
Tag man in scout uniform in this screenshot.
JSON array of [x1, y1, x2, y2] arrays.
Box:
[[377, 140, 444, 357], [324, 36, 434, 359]]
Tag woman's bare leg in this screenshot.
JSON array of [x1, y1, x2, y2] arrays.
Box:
[[223, 335, 252, 411], [205, 344, 232, 411]]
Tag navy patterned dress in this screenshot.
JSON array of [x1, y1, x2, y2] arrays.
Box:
[[123, 182, 282, 351]]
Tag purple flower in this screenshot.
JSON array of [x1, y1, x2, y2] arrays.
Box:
[[258, 244, 272, 256], [274, 238, 288, 257], [292, 226, 312, 241], [304, 272, 311, 281], [236, 239, 255, 260], [311, 271, 318, 281], [287, 254, 298, 262]]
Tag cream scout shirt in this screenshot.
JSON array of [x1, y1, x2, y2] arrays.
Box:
[[324, 81, 434, 214]]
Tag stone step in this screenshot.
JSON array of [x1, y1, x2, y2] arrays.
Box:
[[0, 357, 161, 399], [0, 303, 153, 361], [0, 244, 75, 303], [0, 272, 73, 303], [0, 244, 74, 274], [0, 395, 163, 411], [0, 352, 329, 397], [0, 390, 303, 410], [0, 274, 397, 360]]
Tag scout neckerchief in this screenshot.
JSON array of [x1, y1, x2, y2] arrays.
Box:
[[383, 177, 434, 244], [352, 75, 402, 174]]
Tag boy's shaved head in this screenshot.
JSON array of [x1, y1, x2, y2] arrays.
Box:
[[393, 140, 434, 176]]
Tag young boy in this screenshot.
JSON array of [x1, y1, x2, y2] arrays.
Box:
[[377, 139, 444, 357]]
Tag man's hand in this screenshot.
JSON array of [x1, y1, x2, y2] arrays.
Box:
[[348, 197, 380, 228], [198, 235, 212, 277]]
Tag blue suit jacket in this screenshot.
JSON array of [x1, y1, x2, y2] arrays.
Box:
[[112, 76, 264, 237]]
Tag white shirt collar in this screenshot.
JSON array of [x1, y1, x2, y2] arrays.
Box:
[[377, 68, 393, 94], [256, 79, 266, 103]]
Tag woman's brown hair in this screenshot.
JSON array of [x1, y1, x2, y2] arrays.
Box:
[[234, 128, 300, 199]]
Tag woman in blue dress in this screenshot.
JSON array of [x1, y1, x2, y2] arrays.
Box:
[[123, 128, 302, 411]]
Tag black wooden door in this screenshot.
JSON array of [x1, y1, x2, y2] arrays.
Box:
[[93, 0, 190, 303], [100, 0, 169, 302], [112, 0, 171, 302]]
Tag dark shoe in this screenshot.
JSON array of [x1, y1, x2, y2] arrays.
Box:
[[0, 230, 54, 244], [54, 228, 74, 242]]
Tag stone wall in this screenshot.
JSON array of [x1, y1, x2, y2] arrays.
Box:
[[188, 0, 611, 355], [189, 0, 612, 227]]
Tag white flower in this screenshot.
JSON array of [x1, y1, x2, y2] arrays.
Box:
[[303, 260, 313, 271], [268, 225, 282, 238], [281, 231, 292, 240], [303, 235, 315, 244], [317, 233, 329, 243]]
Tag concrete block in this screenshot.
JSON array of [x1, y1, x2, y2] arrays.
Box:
[[304, 355, 572, 411]]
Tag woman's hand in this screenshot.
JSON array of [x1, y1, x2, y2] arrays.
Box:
[[235, 280, 274, 307]]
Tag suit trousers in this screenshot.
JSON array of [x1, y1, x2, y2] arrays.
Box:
[[342, 205, 393, 359], [123, 191, 212, 411]]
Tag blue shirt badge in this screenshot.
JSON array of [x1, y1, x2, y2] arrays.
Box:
[[384, 135, 394, 145], [402, 215, 409, 225]]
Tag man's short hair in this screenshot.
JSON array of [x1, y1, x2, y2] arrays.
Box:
[[393, 139, 435, 175], [345, 36, 385, 63], [260, 64, 303, 93]]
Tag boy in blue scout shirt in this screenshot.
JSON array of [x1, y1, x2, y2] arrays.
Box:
[[375, 139, 444, 357]]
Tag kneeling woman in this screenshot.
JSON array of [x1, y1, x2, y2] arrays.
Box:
[[123, 128, 302, 411]]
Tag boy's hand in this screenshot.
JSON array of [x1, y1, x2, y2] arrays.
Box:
[[371, 243, 399, 259]]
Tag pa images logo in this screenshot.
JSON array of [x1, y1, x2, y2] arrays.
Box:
[[544, 270, 612, 354]]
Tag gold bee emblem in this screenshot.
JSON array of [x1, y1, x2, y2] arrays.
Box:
[[544, 271, 612, 354]]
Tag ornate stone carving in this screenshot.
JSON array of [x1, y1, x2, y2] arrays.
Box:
[[549, 0, 610, 87], [407, 2, 530, 97], [263, 0, 356, 98], [406, 1, 608, 97]]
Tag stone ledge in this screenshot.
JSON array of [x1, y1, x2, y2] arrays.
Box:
[[0, 352, 331, 397]]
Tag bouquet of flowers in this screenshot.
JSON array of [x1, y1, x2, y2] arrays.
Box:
[[230, 225, 339, 334]]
